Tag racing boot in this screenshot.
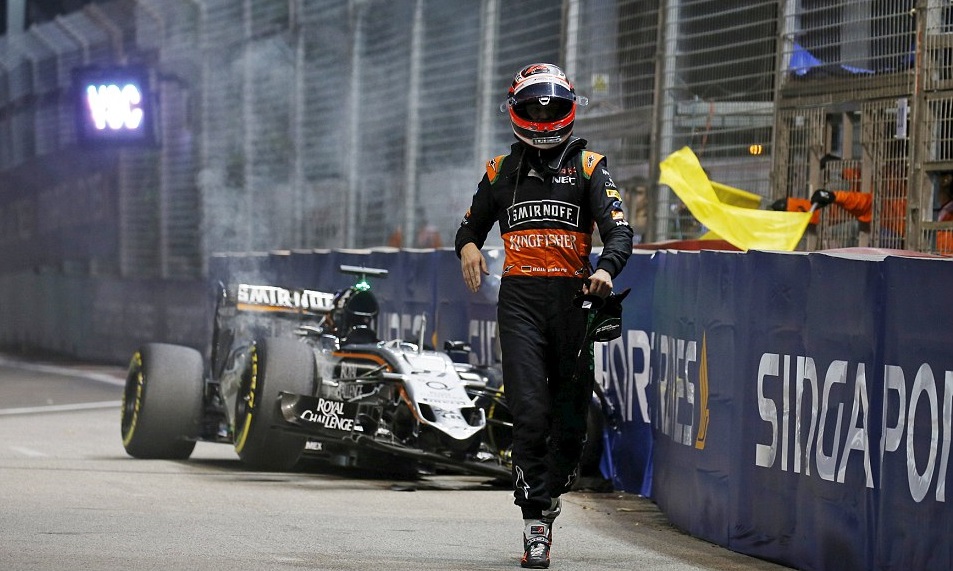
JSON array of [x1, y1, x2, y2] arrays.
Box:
[[521, 520, 551, 569], [540, 497, 561, 525]]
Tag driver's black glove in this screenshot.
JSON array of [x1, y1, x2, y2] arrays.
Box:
[[811, 189, 836, 208], [769, 198, 788, 212]]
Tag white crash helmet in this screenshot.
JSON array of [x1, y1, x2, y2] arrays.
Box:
[[501, 63, 588, 149]]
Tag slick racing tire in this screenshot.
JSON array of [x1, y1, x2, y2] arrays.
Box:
[[234, 337, 314, 471], [579, 397, 606, 477], [480, 369, 513, 459], [121, 343, 204, 460]]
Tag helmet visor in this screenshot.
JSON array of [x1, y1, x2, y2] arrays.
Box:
[[509, 82, 576, 123]]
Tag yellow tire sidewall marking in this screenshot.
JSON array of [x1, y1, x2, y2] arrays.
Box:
[[234, 347, 259, 453], [121, 351, 144, 447]]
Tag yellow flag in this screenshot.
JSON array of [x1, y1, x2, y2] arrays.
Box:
[[659, 147, 812, 252], [710, 181, 762, 209]]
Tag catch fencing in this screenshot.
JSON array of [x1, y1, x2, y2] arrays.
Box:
[[13, 0, 940, 282], [2, 0, 658, 279], [6, 1, 953, 279]]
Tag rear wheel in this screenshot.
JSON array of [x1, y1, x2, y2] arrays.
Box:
[[121, 343, 204, 460], [234, 337, 314, 471]]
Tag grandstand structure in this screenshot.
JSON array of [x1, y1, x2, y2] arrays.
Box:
[[0, 0, 951, 282]]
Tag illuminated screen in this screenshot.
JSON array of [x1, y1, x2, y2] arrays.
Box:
[[73, 66, 157, 145]]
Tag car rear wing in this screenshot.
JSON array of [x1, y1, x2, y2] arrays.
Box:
[[223, 265, 388, 316], [230, 283, 336, 316]]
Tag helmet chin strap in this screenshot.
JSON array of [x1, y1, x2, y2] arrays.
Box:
[[522, 136, 587, 176]]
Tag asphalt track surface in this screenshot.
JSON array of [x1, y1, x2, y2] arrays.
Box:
[[0, 354, 794, 571]]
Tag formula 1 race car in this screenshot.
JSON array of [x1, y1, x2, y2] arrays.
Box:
[[120, 265, 607, 481]]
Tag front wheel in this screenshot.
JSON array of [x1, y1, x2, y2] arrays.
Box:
[[233, 337, 315, 471], [121, 343, 204, 460], [579, 397, 606, 477]]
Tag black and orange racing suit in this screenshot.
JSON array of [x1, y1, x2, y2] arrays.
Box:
[[454, 137, 633, 519]]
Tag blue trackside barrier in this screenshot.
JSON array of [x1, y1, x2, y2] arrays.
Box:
[[646, 249, 953, 571], [3, 246, 951, 569]]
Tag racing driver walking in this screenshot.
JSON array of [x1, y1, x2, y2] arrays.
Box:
[[455, 63, 633, 569]]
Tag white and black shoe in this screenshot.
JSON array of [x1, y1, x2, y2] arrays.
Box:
[[521, 521, 551, 569]]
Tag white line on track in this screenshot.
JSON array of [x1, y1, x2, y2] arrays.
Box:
[[0, 400, 122, 416], [0, 356, 125, 386], [8, 446, 48, 457]]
